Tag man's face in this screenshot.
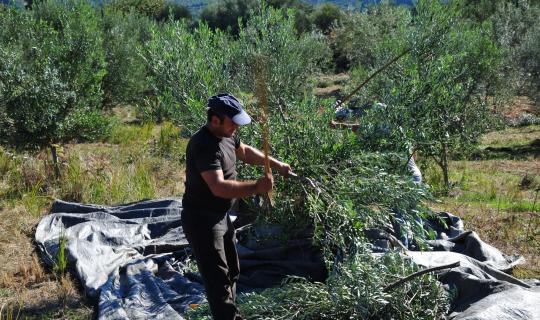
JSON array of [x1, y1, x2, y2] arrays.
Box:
[[211, 115, 239, 138]]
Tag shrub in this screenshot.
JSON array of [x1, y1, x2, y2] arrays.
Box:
[[142, 21, 237, 132], [199, 0, 259, 35], [233, 5, 330, 108], [155, 2, 191, 22], [110, 0, 165, 18], [311, 3, 342, 34], [0, 1, 108, 149], [32, 0, 106, 112], [101, 7, 154, 105]]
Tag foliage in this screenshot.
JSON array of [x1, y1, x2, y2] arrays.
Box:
[[188, 250, 449, 320], [31, 0, 106, 111], [142, 6, 329, 133], [233, 5, 330, 108], [0, 0, 109, 149], [155, 2, 192, 22], [110, 0, 165, 18], [199, 0, 259, 35], [487, 0, 540, 104], [311, 2, 342, 34], [345, 0, 502, 189], [101, 7, 154, 105], [141, 20, 236, 131], [238, 98, 433, 260], [331, 2, 411, 71], [268, 0, 315, 34], [53, 231, 68, 277]]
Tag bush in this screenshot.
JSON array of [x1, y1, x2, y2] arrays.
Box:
[[233, 5, 331, 108], [110, 0, 165, 18], [101, 7, 154, 105], [141, 21, 237, 132], [311, 3, 343, 34], [32, 0, 106, 111], [155, 2, 192, 22], [0, 1, 108, 149], [199, 0, 259, 35]]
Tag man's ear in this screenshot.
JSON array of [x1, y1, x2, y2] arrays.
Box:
[[210, 115, 220, 126]]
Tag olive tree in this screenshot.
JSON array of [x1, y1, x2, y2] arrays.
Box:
[[142, 21, 237, 132], [351, 0, 502, 190], [0, 1, 108, 177], [233, 5, 330, 108]]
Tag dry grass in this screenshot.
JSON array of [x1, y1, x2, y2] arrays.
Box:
[[0, 205, 92, 319], [503, 96, 539, 118], [0, 122, 187, 318], [314, 73, 350, 98], [480, 124, 540, 149], [431, 199, 539, 278], [424, 125, 539, 278]]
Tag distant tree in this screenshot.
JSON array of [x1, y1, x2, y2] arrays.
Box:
[[332, 2, 411, 71], [311, 3, 343, 34], [111, 0, 165, 19], [489, 1, 540, 103], [267, 0, 314, 34], [155, 2, 191, 22], [101, 7, 154, 105], [200, 0, 259, 35], [516, 9, 540, 102]]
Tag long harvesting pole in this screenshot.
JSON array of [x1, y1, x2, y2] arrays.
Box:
[[334, 48, 411, 110], [254, 55, 273, 209]]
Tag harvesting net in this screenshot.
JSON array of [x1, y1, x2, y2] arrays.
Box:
[[35, 199, 540, 319]]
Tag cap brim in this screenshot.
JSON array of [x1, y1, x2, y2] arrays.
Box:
[[232, 110, 251, 125]]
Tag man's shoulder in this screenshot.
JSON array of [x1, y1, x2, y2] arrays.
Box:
[[189, 126, 213, 146]]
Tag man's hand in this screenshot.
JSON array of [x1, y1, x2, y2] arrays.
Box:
[[255, 173, 273, 194], [274, 161, 292, 178]]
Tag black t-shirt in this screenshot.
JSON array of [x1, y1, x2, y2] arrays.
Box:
[[182, 125, 241, 213]]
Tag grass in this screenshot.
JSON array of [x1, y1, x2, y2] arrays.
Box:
[[0, 300, 23, 320], [0, 113, 537, 317], [53, 232, 68, 278], [422, 124, 540, 278], [480, 124, 540, 149], [0, 120, 187, 318]]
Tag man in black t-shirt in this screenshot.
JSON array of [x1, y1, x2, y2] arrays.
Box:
[[182, 93, 291, 320]]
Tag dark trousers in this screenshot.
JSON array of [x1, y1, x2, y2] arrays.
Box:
[[181, 209, 242, 320]]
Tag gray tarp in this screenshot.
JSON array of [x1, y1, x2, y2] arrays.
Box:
[[35, 199, 540, 319]]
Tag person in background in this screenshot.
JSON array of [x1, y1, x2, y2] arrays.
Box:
[[330, 101, 422, 184], [181, 93, 291, 320]]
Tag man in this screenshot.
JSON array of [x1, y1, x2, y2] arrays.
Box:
[[181, 93, 291, 320]]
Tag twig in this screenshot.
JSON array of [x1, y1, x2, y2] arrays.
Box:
[[383, 261, 460, 292]]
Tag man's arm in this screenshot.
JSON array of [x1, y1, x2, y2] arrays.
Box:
[[201, 169, 272, 199], [235, 143, 291, 176]]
